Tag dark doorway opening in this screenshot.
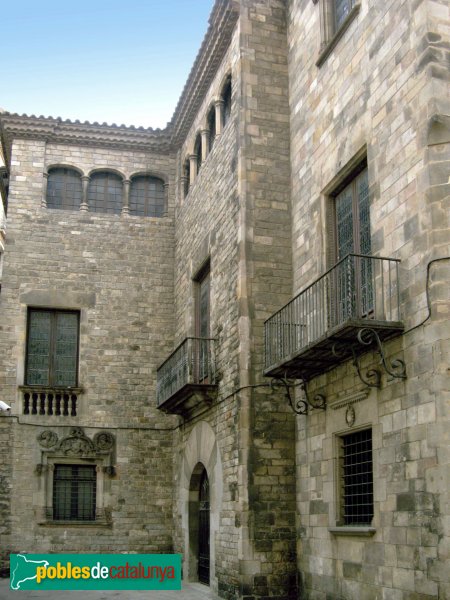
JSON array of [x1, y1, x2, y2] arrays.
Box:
[[198, 467, 210, 585]]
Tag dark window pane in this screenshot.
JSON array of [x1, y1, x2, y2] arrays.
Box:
[[129, 176, 165, 217], [47, 168, 82, 211], [341, 429, 373, 525], [197, 268, 210, 339], [357, 169, 371, 255], [26, 312, 52, 385], [335, 0, 353, 29], [207, 106, 216, 151], [54, 313, 79, 386], [53, 464, 96, 521], [222, 79, 232, 128], [334, 166, 372, 316], [26, 310, 79, 387], [336, 186, 354, 259], [184, 161, 191, 198], [88, 172, 122, 214], [194, 135, 202, 173]]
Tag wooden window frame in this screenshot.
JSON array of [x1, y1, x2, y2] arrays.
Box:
[[25, 308, 80, 388]]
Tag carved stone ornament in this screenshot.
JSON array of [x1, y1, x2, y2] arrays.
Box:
[[345, 405, 356, 427], [57, 427, 95, 456], [37, 430, 58, 448], [94, 432, 115, 452]]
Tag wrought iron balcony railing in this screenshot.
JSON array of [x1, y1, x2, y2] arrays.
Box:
[[264, 254, 403, 379], [157, 337, 217, 413]]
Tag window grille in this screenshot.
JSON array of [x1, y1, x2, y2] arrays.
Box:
[[53, 464, 96, 521], [129, 176, 165, 217], [339, 428, 373, 525], [88, 172, 123, 214], [47, 168, 82, 210]]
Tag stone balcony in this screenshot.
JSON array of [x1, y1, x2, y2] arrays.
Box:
[[20, 386, 83, 416]]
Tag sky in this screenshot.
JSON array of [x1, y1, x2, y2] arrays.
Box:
[[1, 1, 214, 129]]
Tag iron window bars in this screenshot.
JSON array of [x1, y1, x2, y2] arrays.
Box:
[[339, 428, 373, 525]]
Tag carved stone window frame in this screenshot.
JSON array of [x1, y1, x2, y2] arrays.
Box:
[[36, 427, 115, 527]]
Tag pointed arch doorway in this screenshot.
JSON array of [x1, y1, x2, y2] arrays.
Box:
[[189, 463, 210, 585], [198, 467, 210, 584]]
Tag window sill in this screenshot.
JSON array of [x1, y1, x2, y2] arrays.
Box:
[[316, 3, 361, 68], [38, 521, 112, 528], [328, 526, 376, 537]]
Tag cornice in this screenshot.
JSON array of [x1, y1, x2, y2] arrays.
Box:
[[168, 0, 239, 146], [0, 113, 173, 165]]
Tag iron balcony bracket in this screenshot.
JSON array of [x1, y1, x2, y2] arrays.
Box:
[[271, 373, 326, 415], [332, 327, 407, 390], [357, 327, 407, 380]]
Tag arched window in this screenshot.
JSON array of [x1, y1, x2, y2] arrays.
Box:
[[129, 176, 166, 217], [46, 168, 82, 210], [222, 77, 232, 129], [194, 134, 202, 173], [183, 159, 191, 198], [207, 105, 216, 152], [87, 172, 123, 214]]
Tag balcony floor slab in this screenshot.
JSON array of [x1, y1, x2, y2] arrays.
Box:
[[264, 318, 404, 380]]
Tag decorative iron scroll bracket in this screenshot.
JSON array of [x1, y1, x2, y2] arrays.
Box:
[[271, 373, 326, 415], [332, 327, 407, 389]]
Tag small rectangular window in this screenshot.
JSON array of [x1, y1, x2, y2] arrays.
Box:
[[338, 428, 374, 525], [26, 309, 80, 387], [53, 464, 96, 521]]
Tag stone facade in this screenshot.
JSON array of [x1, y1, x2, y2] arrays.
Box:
[[287, 0, 450, 598], [0, 1, 449, 599]]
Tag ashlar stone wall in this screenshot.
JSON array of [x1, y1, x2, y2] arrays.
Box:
[[287, 0, 450, 598], [171, 2, 297, 599], [0, 136, 178, 563]]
